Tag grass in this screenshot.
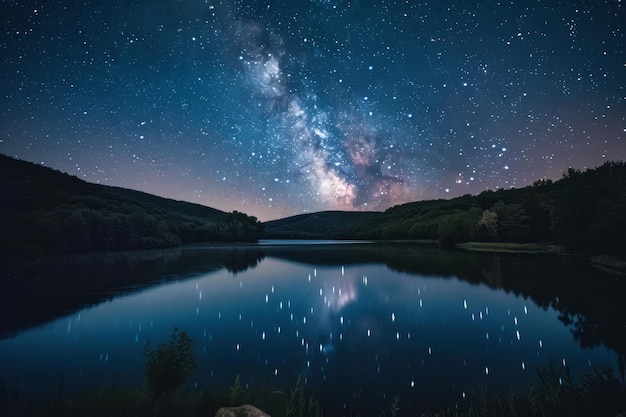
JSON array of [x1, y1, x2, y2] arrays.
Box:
[[6, 363, 626, 417], [456, 242, 550, 254], [1, 376, 321, 417], [3, 329, 623, 417], [0, 328, 324, 417], [422, 363, 625, 417], [277, 377, 323, 417], [5, 364, 624, 417]]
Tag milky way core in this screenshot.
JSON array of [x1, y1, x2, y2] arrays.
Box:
[[2, 1, 624, 220]]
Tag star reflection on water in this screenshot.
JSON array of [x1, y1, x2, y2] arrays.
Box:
[[0, 243, 622, 414]]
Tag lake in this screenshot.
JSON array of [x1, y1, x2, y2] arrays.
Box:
[[1, 241, 624, 415]]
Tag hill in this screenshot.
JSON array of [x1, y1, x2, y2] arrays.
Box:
[[262, 211, 382, 239], [0, 154, 262, 256], [263, 161, 626, 255], [3, 154, 624, 257], [349, 161, 626, 254]]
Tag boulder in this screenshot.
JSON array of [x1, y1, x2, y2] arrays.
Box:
[[214, 404, 270, 417]]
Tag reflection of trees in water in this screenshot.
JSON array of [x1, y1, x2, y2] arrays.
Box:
[[268, 243, 626, 372], [218, 248, 265, 274], [4, 243, 625, 378], [0, 246, 266, 338], [497, 255, 626, 380], [266, 243, 490, 283], [482, 256, 503, 288]]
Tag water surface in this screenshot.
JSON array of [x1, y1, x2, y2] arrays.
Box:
[[0, 242, 623, 414]]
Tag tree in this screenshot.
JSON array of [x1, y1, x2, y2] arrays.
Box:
[[438, 207, 481, 247], [478, 209, 498, 240], [493, 201, 531, 242], [144, 327, 197, 402], [226, 211, 263, 242]]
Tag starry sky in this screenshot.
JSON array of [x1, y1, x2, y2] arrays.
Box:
[[2, 0, 624, 221]]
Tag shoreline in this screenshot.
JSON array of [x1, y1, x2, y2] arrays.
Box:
[[454, 241, 552, 254], [455, 241, 626, 276]]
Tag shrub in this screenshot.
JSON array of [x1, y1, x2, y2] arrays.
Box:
[[144, 327, 197, 401]]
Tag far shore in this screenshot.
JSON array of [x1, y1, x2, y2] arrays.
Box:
[[455, 241, 626, 276], [455, 241, 552, 254]]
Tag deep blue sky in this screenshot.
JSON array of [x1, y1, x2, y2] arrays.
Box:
[[2, 0, 624, 220]]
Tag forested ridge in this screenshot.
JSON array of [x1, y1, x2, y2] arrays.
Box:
[[265, 161, 626, 255], [351, 161, 626, 254], [262, 210, 382, 239], [3, 154, 625, 257], [0, 154, 262, 256]]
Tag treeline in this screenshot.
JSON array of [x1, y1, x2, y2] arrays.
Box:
[[262, 211, 382, 239], [349, 161, 626, 254], [0, 155, 263, 256]]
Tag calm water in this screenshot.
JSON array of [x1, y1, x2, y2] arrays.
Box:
[[1, 241, 623, 415]]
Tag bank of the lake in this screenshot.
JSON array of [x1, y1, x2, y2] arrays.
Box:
[[455, 241, 626, 278], [455, 241, 551, 254]]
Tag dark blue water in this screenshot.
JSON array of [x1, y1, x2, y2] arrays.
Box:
[[0, 242, 621, 414]]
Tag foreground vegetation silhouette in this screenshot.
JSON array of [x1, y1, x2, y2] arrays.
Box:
[[1, 328, 624, 417], [144, 327, 197, 413], [422, 362, 625, 417], [0, 327, 324, 417]]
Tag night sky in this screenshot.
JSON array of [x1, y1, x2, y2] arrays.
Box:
[[2, 1, 624, 221]]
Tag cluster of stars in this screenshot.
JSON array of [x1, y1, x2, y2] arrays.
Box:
[[1, 0, 624, 220]]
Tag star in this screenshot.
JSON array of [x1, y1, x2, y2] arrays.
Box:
[[0, 0, 624, 220]]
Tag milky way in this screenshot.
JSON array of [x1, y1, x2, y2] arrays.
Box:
[[1, 0, 624, 220]]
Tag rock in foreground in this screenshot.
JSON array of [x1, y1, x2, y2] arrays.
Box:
[[215, 404, 270, 417]]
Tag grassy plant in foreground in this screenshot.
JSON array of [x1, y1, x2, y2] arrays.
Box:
[[387, 395, 400, 417], [144, 327, 197, 402], [228, 374, 247, 406], [422, 363, 625, 417], [280, 377, 323, 417]]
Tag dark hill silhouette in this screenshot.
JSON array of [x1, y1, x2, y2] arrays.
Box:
[[262, 210, 382, 239], [0, 154, 262, 256], [263, 161, 626, 255], [3, 154, 624, 257]]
